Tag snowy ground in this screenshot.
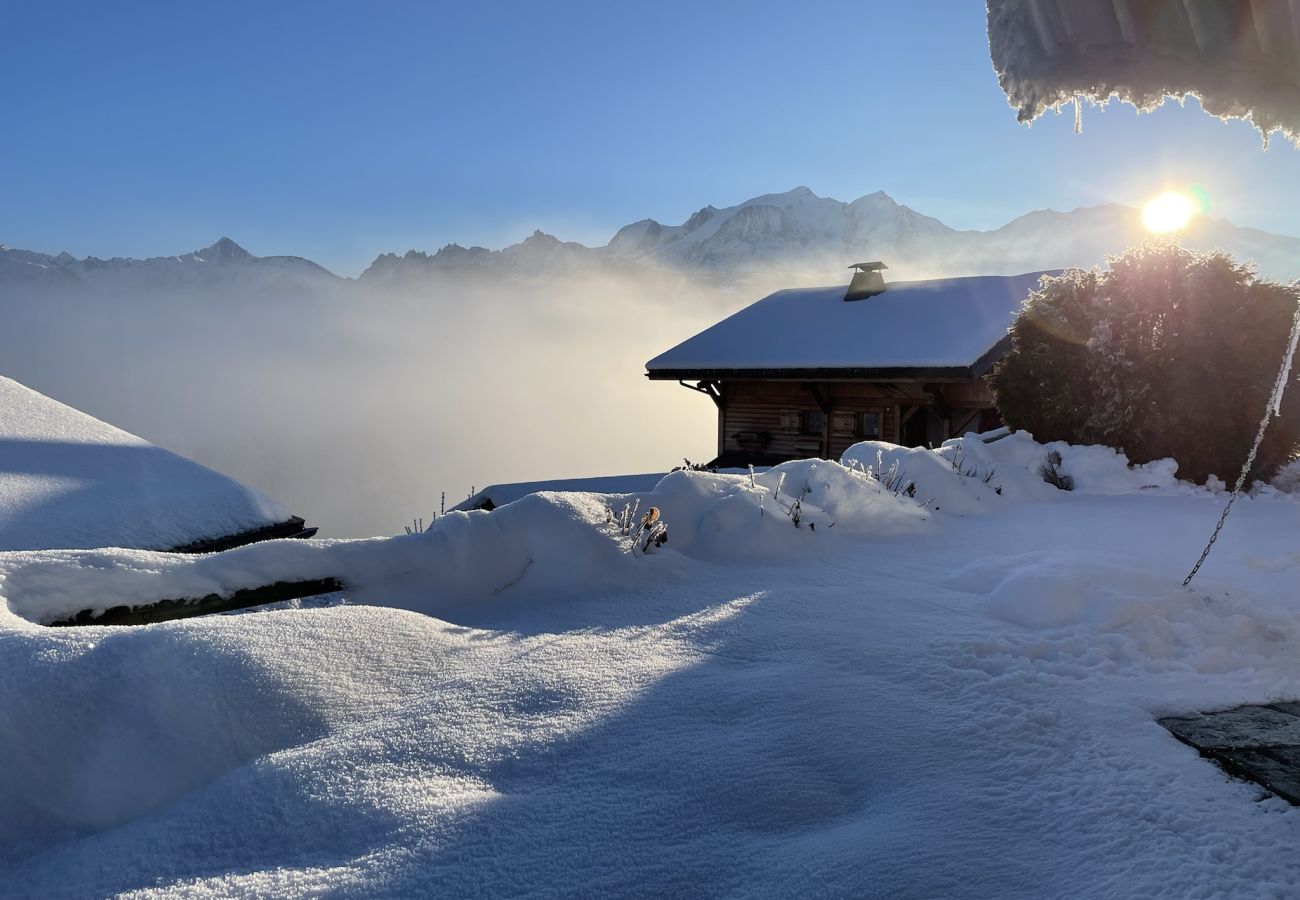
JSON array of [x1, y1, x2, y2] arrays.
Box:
[[3, 435, 1300, 897]]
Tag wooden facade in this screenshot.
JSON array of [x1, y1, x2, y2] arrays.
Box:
[[680, 377, 1001, 465]]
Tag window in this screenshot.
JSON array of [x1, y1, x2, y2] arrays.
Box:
[[800, 410, 824, 436], [858, 411, 882, 439]]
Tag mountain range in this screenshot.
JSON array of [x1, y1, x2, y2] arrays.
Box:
[[5, 187, 1299, 294]]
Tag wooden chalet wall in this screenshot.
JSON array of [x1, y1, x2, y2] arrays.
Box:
[[716, 378, 998, 462]]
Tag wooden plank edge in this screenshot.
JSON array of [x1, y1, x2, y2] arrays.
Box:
[[46, 577, 346, 627]]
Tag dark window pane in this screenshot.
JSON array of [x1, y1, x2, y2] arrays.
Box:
[[859, 412, 881, 438], [801, 410, 824, 436]]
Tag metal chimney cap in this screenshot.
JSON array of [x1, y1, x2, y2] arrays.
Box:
[[844, 263, 887, 302]]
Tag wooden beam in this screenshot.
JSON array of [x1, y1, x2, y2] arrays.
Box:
[[926, 388, 951, 421], [801, 382, 832, 414], [678, 379, 722, 408], [716, 382, 726, 459], [925, 406, 951, 442], [799, 383, 833, 457], [169, 516, 317, 554], [47, 578, 345, 627], [952, 408, 983, 436]]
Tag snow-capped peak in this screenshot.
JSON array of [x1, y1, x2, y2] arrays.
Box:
[[850, 190, 898, 207], [194, 237, 252, 263]]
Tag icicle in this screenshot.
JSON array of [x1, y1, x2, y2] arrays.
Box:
[[1270, 304, 1300, 417], [1073, 95, 1083, 134]]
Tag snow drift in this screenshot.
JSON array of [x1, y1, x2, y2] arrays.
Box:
[[4, 432, 1300, 897], [840, 430, 1184, 516], [1, 457, 929, 627]]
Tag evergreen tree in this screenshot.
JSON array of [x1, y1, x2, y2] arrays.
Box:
[[989, 244, 1300, 484]]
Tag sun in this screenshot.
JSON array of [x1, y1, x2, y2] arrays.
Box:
[[1142, 191, 1194, 233]]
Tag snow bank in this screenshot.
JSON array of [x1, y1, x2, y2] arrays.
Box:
[[647, 460, 930, 558], [0, 432, 1198, 628], [843, 440, 1022, 514], [1, 433, 1196, 626], [0, 376, 292, 551], [0, 492, 633, 627], [841, 431, 1186, 517], [2, 461, 928, 627], [963, 430, 1183, 495]]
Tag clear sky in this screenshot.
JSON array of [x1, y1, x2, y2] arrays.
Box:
[[5, 0, 1299, 276]]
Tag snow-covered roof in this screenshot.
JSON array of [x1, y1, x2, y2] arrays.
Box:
[[452, 469, 770, 513], [646, 270, 1055, 378], [0, 375, 294, 551], [452, 473, 670, 512], [987, 0, 1300, 146]]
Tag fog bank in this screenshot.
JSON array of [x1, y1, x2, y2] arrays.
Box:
[[0, 272, 752, 537]]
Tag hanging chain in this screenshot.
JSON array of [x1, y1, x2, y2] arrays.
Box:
[[1184, 301, 1300, 587]]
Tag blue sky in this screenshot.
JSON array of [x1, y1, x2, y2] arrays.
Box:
[[5, 0, 1299, 276]]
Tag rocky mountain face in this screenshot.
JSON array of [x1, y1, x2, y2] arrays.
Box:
[[359, 186, 1300, 286], [5, 188, 1299, 295], [0, 237, 340, 295]]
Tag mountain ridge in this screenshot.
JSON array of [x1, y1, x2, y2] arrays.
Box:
[[5, 188, 1299, 291]]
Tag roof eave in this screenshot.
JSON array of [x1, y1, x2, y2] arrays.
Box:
[[970, 335, 1012, 378], [646, 365, 981, 382]]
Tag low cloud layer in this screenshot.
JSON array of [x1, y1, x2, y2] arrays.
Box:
[[0, 272, 749, 537]]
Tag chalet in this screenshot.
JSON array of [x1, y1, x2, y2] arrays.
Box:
[[646, 264, 1056, 465]]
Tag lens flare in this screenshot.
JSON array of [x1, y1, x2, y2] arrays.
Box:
[[1142, 191, 1194, 233]]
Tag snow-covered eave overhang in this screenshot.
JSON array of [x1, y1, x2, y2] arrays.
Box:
[[987, 0, 1300, 146], [647, 365, 981, 383], [169, 515, 317, 554], [646, 335, 1013, 384]]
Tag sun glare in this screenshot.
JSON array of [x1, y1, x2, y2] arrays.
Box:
[[1142, 191, 1194, 233]]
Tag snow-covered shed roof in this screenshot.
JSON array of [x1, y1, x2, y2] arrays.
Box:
[[451, 473, 670, 513], [0, 375, 299, 552], [646, 270, 1055, 380], [451, 468, 768, 513]]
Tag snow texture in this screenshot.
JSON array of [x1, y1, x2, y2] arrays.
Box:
[[452, 469, 767, 513], [0, 376, 290, 551], [3, 433, 1300, 897], [646, 271, 1055, 373], [987, 0, 1300, 146], [452, 473, 673, 513]]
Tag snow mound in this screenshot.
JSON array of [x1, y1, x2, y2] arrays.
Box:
[[0, 615, 336, 859], [842, 440, 1022, 515], [965, 431, 1183, 495], [0, 491, 641, 627], [1, 464, 928, 628], [649, 460, 931, 559], [841, 431, 1185, 516]]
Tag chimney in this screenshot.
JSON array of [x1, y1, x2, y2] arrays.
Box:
[[845, 261, 888, 301]]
